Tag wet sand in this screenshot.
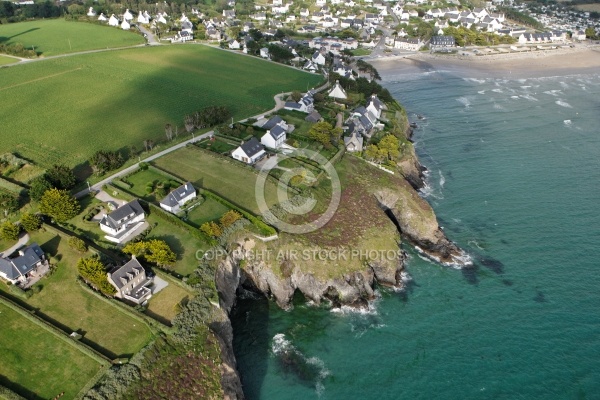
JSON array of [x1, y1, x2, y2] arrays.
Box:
[[371, 46, 600, 79]]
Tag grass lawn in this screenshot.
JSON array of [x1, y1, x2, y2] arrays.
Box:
[[0, 55, 18, 65], [0, 45, 323, 172], [197, 138, 239, 154], [153, 146, 280, 214], [146, 214, 206, 276], [351, 48, 372, 56], [145, 281, 194, 325], [0, 302, 103, 400], [0, 230, 154, 359], [185, 197, 231, 228], [122, 168, 174, 202], [278, 109, 314, 137], [0, 19, 144, 56]]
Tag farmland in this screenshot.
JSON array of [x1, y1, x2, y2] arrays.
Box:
[[153, 146, 280, 214], [0, 302, 102, 400], [0, 19, 144, 56], [0, 45, 323, 171], [0, 230, 154, 358], [575, 3, 600, 12], [0, 55, 17, 65]]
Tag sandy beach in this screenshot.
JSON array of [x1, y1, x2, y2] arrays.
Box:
[[371, 45, 600, 79]]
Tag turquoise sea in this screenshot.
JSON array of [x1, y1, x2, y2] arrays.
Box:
[[232, 67, 600, 399]]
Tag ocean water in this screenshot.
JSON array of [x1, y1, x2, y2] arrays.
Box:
[[231, 69, 600, 399]]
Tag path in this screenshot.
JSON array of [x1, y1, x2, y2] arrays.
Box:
[[0, 232, 30, 257], [138, 25, 160, 45]]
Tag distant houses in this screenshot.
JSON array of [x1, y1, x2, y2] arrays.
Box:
[[160, 182, 196, 214], [99, 200, 146, 243]]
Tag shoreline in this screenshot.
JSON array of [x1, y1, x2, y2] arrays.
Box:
[[371, 45, 600, 80]]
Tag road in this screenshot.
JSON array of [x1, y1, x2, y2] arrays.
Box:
[[73, 83, 330, 200], [0, 232, 30, 257], [138, 25, 160, 45]]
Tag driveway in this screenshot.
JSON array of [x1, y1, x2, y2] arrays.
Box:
[[0, 232, 30, 257]]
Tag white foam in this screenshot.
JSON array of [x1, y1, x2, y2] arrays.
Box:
[[493, 103, 505, 110], [543, 89, 562, 97], [556, 100, 572, 108], [563, 119, 572, 126], [477, 90, 486, 94], [492, 88, 503, 93], [559, 81, 569, 89], [468, 240, 484, 250], [510, 95, 519, 99], [456, 96, 471, 108], [439, 170, 445, 188], [520, 94, 538, 102]]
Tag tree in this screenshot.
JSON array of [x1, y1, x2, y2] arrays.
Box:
[[200, 221, 222, 237], [220, 210, 242, 228], [45, 164, 76, 190], [308, 121, 341, 147], [20, 212, 42, 232], [29, 176, 52, 202], [77, 256, 116, 295], [39, 188, 80, 223], [585, 27, 597, 39], [89, 150, 124, 175], [165, 123, 173, 141], [0, 192, 19, 216], [0, 221, 20, 241], [122, 239, 177, 268], [378, 134, 400, 160], [290, 91, 302, 102], [68, 236, 88, 253]]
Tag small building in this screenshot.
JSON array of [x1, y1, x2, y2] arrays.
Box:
[[366, 94, 385, 120], [123, 9, 134, 21], [312, 51, 326, 65], [328, 80, 348, 100], [261, 125, 287, 149], [99, 200, 145, 243], [160, 182, 196, 214], [305, 110, 322, 123], [137, 11, 150, 24], [344, 131, 363, 152], [121, 20, 131, 30], [87, 7, 96, 17], [260, 47, 270, 59], [261, 115, 288, 131], [97, 13, 107, 21], [0, 243, 47, 285], [107, 256, 153, 304], [232, 137, 266, 164], [228, 39, 241, 49], [108, 14, 119, 26]]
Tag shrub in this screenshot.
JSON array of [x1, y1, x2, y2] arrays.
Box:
[[68, 236, 88, 253], [20, 212, 42, 232], [220, 210, 242, 228], [0, 221, 20, 241]]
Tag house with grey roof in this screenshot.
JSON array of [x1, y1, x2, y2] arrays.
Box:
[[0, 243, 47, 285], [160, 182, 196, 214], [261, 116, 289, 131], [344, 131, 363, 152], [232, 137, 266, 164], [99, 200, 146, 243], [261, 125, 287, 149], [107, 256, 153, 304]]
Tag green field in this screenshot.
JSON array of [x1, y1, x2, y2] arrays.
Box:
[[0, 45, 323, 172], [145, 280, 194, 325], [0, 55, 18, 65], [0, 302, 102, 400], [0, 231, 154, 358], [0, 19, 144, 56], [153, 146, 280, 214], [122, 168, 174, 202], [185, 197, 231, 227]]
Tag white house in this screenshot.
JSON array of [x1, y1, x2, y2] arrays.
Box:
[[312, 51, 326, 65], [366, 94, 385, 120], [261, 125, 287, 149], [137, 11, 150, 24], [107, 257, 153, 304], [228, 39, 241, 49], [344, 131, 363, 152], [121, 20, 131, 30], [260, 47, 270, 59], [108, 14, 119, 26], [284, 91, 315, 113], [0, 243, 47, 285], [98, 13, 107, 21], [232, 138, 266, 164], [123, 9, 134, 21], [328, 80, 348, 99], [160, 182, 196, 213], [87, 7, 96, 17], [99, 200, 145, 243]]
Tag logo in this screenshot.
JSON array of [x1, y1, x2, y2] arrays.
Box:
[[255, 148, 341, 234]]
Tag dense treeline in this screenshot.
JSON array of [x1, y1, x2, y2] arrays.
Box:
[[498, 7, 545, 30], [0, 1, 62, 22], [443, 26, 516, 46]]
